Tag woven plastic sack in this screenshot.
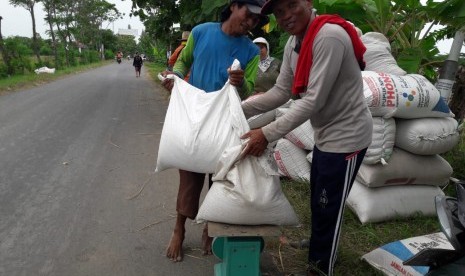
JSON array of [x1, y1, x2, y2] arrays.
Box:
[[362, 232, 454, 276], [362, 71, 453, 119], [395, 117, 460, 155], [347, 180, 444, 224], [361, 32, 407, 76], [273, 138, 310, 182], [155, 72, 247, 173], [363, 117, 396, 165], [196, 143, 299, 226], [356, 147, 453, 187]]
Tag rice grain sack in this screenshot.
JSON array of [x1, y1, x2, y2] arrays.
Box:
[[155, 74, 248, 173], [356, 147, 452, 187], [243, 94, 276, 129], [362, 71, 453, 119], [247, 110, 276, 129], [395, 117, 460, 155], [363, 117, 396, 165], [196, 144, 299, 226], [361, 32, 407, 76], [362, 232, 454, 276], [347, 180, 444, 224], [284, 120, 315, 150], [274, 138, 310, 182]]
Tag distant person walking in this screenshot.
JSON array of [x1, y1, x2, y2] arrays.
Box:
[[133, 52, 143, 78]]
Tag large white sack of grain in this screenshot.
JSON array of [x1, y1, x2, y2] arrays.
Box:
[[275, 101, 315, 150], [274, 138, 310, 182], [362, 232, 454, 276], [356, 147, 452, 187], [363, 117, 396, 165], [285, 120, 315, 150], [395, 117, 460, 155], [361, 32, 407, 76], [244, 98, 292, 129], [362, 71, 454, 119], [346, 180, 444, 224], [196, 143, 299, 226], [155, 73, 248, 173]]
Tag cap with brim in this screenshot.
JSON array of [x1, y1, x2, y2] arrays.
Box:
[[261, 0, 277, 15], [246, 4, 270, 27], [246, 3, 262, 14]]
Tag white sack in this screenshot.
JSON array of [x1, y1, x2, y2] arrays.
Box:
[[245, 99, 293, 129], [361, 32, 407, 76], [395, 117, 460, 155], [362, 71, 453, 119], [274, 138, 310, 182], [362, 232, 454, 276], [34, 66, 56, 74], [347, 180, 444, 224], [155, 74, 248, 173], [247, 110, 276, 129], [275, 101, 315, 150], [363, 117, 396, 165], [285, 120, 315, 150], [357, 147, 452, 187], [196, 144, 299, 226]]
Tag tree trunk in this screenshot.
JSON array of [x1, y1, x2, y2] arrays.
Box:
[[45, 3, 58, 69], [29, 3, 42, 64]]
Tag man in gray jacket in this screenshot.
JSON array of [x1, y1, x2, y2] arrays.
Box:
[[240, 0, 373, 275]]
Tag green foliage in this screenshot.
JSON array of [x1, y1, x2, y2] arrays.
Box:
[[104, 49, 115, 60], [40, 45, 53, 56]]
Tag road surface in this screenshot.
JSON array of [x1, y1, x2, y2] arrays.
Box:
[[0, 61, 217, 275]]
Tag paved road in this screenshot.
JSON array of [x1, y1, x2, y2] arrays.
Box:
[[0, 61, 217, 276]]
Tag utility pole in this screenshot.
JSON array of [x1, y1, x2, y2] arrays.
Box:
[[435, 29, 465, 105]]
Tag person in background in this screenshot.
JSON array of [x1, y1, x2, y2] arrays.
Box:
[[167, 31, 191, 80], [252, 37, 281, 93], [133, 52, 143, 78], [240, 0, 373, 275], [160, 0, 268, 263], [167, 31, 190, 71]]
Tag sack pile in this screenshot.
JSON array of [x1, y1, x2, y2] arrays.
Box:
[[244, 32, 462, 225], [346, 32, 461, 224]]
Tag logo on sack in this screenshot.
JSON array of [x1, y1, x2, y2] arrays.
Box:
[[402, 90, 416, 107]]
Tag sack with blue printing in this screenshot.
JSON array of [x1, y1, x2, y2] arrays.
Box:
[[362, 71, 454, 119], [362, 232, 454, 276]]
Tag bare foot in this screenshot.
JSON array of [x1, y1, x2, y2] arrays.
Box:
[[166, 215, 186, 262], [202, 224, 213, 255]]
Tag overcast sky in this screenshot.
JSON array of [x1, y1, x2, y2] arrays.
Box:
[[0, 0, 145, 40], [0, 0, 463, 55]]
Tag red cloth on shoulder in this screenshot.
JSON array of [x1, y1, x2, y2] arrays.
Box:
[[292, 15, 366, 95]]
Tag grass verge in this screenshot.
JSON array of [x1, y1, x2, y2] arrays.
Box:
[[0, 61, 112, 95]]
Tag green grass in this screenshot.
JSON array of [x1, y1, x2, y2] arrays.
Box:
[[0, 61, 112, 95]]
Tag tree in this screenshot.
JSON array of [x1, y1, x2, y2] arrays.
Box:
[[0, 16, 14, 76], [10, 0, 42, 64]]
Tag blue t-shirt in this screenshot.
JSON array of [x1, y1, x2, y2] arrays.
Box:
[[176, 22, 259, 93]]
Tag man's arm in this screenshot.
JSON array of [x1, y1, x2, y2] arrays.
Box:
[[235, 55, 259, 99]]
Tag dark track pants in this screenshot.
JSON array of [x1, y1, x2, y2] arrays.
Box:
[[308, 146, 366, 275]]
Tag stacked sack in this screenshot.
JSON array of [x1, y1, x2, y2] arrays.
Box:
[[346, 32, 461, 224], [244, 97, 313, 182]]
